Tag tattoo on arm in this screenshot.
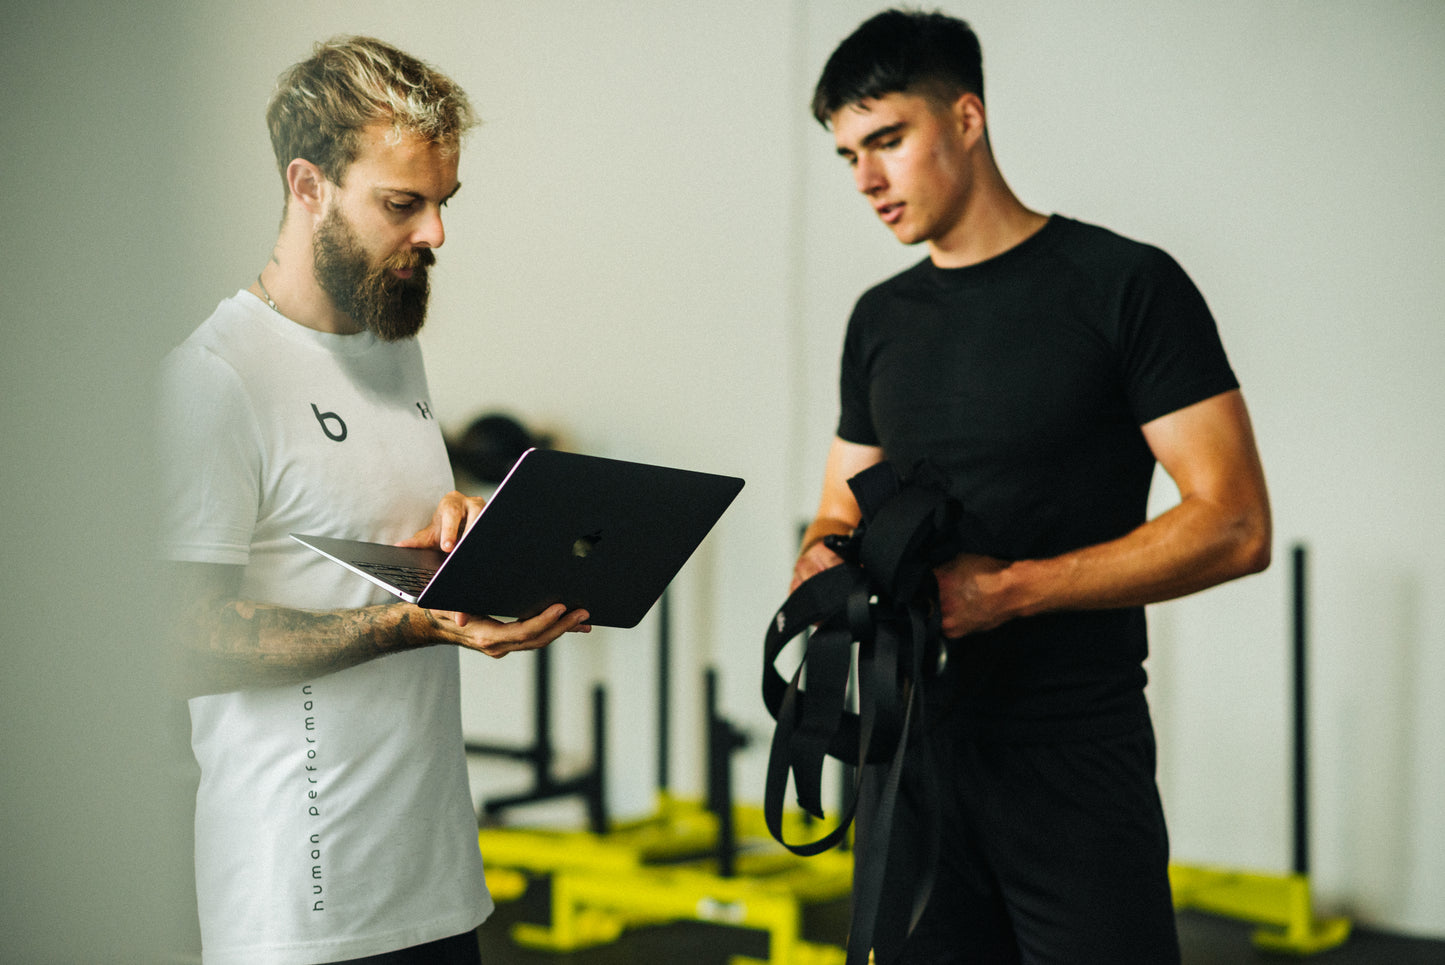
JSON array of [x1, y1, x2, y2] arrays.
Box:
[[171, 563, 446, 696]]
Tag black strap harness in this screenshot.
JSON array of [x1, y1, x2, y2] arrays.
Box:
[[762, 461, 972, 964]]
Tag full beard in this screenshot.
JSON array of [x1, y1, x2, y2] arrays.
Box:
[[312, 207, 435, 342]]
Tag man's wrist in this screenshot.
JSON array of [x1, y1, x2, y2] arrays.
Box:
[[384, 602, 440, 652], [996, 556, 1051, 621], [799, 521, 851, 557]]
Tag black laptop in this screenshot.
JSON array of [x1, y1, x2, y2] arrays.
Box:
[[291, 448, 744, 628]]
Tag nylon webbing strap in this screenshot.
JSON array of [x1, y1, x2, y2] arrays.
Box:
[[762, 461, 965, 964]]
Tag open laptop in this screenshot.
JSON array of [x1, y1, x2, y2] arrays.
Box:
[[290, 448, 744, 628]]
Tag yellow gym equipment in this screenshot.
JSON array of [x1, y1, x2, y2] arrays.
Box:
[[475, 636, 853, 964], [510, 855, 850, 965], [1170, 865, 1351, 954], [1169, 545, 1351, 954], [484, 802, 852, 965]]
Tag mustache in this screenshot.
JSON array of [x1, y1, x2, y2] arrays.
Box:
[[383, 247, 437, 272]]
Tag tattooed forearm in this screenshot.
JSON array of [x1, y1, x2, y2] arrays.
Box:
[[167, 560, 578, 696], [167, 561, 470, 696], [180, 596, 436, 696]]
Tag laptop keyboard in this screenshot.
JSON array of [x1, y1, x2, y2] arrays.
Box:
[[353, 561, 436, 596]]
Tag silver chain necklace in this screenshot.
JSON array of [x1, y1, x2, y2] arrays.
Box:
[[256, 272, 279, 313]]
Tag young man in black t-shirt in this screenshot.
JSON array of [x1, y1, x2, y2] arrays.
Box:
[[792, 10, 1272, 964]]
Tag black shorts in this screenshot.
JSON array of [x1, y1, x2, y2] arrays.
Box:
[[871, 723, 1178, 965]]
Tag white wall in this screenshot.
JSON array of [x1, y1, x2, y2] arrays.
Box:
[[6, 1, 1440, 957]]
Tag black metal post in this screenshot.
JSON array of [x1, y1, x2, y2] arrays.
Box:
[[469, 648, 610, 831], [658, 590, 671, 795], [705, 668, 732, 876], [535, 645, 554, 780], [1291, 543, 1309, 877], [704, 667, 748, 878], [589, 683, 609, 834]]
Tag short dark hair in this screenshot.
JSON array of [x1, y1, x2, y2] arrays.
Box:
[[811, 8, 983, 126]]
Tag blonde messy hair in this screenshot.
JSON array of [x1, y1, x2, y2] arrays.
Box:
[[266, 36, 477, 199]]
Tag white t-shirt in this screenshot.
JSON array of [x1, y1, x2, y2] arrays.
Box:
[[159, 292, 491, 965]]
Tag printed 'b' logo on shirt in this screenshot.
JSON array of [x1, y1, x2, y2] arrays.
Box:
[[311, 404, 347, 442]]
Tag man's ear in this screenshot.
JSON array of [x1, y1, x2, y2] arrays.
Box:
[[950, 91, 988, 150], [285, 158, 328, 217]]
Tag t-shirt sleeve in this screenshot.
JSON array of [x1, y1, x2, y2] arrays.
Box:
[[1117, 247, 1240, 426], [835, 299, 881, 446], [156, 345, 263, 565]]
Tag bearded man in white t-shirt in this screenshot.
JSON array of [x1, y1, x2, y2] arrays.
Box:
[[159, 37, 591, 965]]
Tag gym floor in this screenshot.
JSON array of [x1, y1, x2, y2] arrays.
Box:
[[473, 880, 1445, 964]]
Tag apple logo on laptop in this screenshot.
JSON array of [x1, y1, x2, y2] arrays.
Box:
[[572, 529, 603, 559]]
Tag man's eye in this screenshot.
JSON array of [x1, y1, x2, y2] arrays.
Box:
[[387, 199, 415, 212]]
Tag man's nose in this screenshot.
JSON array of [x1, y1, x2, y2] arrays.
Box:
[[853, 155, 885, 195], [412, 207, 446, 249]]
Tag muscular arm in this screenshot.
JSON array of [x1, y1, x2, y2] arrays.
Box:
[[934, 389, 1272, 636]]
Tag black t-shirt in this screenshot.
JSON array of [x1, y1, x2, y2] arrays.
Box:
[[837, 215, 1239, 740]]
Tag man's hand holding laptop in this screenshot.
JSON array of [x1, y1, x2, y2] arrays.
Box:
[[399, 489, 592, 646]]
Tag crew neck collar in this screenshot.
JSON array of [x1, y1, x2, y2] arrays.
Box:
[[235, 289, 382, 356], [925, 214, 1062, 279]]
